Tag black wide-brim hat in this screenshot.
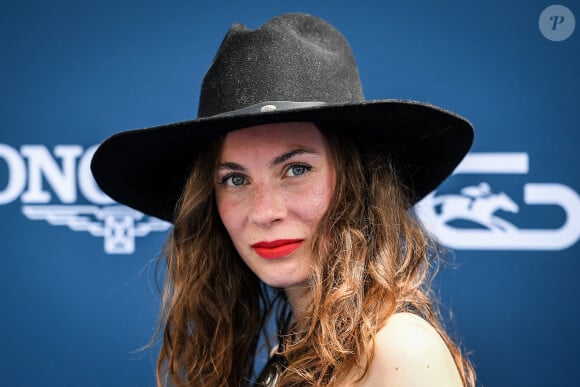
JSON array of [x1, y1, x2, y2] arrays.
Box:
[[91, 13, 473, 223]]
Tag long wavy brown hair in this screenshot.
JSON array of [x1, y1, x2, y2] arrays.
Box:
[[155, 125, 476, 386]]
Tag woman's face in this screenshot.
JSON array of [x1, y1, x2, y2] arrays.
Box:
[[215, 122, 336, 290]]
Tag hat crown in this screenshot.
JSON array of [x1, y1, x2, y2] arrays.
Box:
[[198, 13, 364, 118]]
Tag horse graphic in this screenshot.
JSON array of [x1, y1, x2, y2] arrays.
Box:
[[431, 183, 519, 232], [21, 205, 171, 254]]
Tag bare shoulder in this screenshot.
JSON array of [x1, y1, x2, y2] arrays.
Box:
[[356, 312, 463, 387]]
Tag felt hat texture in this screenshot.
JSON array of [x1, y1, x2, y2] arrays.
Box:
[[91, 13, 473, 222]]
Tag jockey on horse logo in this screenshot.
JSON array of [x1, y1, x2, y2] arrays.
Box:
[[415, 153, 580, 250], [432, 183, 519, 232]]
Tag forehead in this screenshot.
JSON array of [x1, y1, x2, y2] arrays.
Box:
[[219, 122, 328, 158]]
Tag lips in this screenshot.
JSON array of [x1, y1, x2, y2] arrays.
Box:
[[251, 239, 304, 259]]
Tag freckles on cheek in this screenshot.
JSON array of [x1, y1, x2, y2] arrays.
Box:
[[218, 202, 235, 228], [216, 196, 237, 231], [304, 188, 333, 222]]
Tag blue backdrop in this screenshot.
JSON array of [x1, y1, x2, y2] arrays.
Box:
[[1, 1, 578, 386]]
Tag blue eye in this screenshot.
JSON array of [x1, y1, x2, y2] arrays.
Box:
[[286, 164, 310, 177], [221, 174, 246, 186]]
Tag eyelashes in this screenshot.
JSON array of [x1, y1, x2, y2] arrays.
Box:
[[217, 163, 313, 187], [219, 173, 246, 187], [286, 163, 311, 177]]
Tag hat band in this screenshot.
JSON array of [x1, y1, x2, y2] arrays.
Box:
[[209, 101, 327, 118]]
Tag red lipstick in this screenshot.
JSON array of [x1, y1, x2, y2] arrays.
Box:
[[251, 239, 304, 259]]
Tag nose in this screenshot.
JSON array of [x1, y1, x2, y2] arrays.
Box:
[[249, 183, 286, 228]]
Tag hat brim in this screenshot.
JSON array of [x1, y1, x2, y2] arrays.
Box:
[[91, 100, 473, 222]]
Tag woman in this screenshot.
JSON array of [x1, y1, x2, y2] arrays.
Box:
[[92, 13, 476, 386]]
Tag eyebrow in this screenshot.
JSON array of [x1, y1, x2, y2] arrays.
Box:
[[217, 161, 246, 172], [217, 147, 318, 172], [270, 147, 317, 167]]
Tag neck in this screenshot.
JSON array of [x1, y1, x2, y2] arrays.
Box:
[[284, 284, 313, 321]]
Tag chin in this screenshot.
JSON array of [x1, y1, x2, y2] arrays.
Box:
[[261, 274, 310, 289]]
